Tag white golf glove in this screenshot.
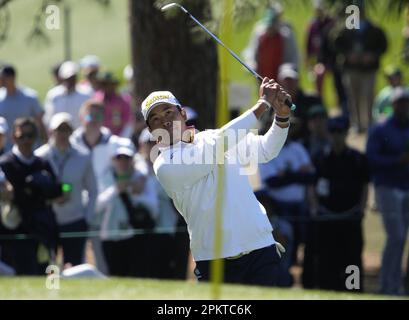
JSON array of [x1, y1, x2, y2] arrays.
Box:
[[275, 242, 286, 258]]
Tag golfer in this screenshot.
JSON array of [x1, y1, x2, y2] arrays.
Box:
[[142, 77, 291, 286]]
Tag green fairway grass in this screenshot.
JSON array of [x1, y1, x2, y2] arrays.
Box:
[[0, 277, 404, 300]]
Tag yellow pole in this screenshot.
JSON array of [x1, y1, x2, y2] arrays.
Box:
[[211, 0, 233, 300], [216, 0, 232, 128]]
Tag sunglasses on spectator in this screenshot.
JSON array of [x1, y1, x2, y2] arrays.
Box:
[[55, 126, 73, 133], [114, 155, 132, 160], [85, 113, 104, 123], [15, 132, 36, 140]]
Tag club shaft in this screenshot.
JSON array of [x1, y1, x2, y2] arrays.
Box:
[[163, 3, 296, 110], [183, 12, 263, 82]]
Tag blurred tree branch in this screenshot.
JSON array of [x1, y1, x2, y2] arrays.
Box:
[[0, 0, 110, 47]]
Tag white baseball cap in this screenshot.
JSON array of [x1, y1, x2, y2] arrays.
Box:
[[123, 64, 133, 81], [0, 117, 8, 134], [79, 55, 101, 69], [58, 61, 79, 80], [49, 112, 74, 131], [278, 63, 299, 81], [113, 146, 135, 158], [141, 91, 181, 122]]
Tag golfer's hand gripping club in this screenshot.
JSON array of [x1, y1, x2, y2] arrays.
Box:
[[260, 77, 292, 117], [256, 75, 295, 111], [161, 3, 296, 111]]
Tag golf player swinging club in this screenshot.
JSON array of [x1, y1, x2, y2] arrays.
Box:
[[139, 3, 294, 286], [143, 73, 292, 285]]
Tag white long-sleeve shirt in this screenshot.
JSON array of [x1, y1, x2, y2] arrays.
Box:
[[44, 85, 91, 129], [35, 143, 97, 225], [70, 127, 135, 229], [153, 109, 289, 261]]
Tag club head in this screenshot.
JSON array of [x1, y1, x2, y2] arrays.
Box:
[[161, 2, 188, 14]]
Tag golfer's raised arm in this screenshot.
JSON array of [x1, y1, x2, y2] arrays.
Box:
[[238, 118, 289, 165], [219, 77, 291, 152]]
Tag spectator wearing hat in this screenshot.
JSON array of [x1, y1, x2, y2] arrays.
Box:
[[0, 117, 64, 275], [78, 55, 101, 95], [243, 3, 299, 81], [303, 115, 369, 291], [96, 146, 157, 277], [35, 112, 97, 267], [44, 61, 91, 129], [277, 63, 323, 140], [70, 100, 135, 275], [373, 66, 406, 123], [278, 63, 323, 121], [0, 65, 48, 151], [136, 128, 190, 279], [302, 104, 330, 159], [367, 86, 409, 295], [93, 71, 133, 138]]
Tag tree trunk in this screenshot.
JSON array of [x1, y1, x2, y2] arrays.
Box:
[[128, 0, 218, 129]]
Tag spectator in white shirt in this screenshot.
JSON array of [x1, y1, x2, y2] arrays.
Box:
[[96, 146, 155, 277], [44, 61, 91, 129], [70, 100, 135, 275], [136, 128, 190, 279], [143, 77, 291, 286]]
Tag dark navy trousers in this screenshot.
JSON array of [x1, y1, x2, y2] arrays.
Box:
[[194, 244, 281, 286]]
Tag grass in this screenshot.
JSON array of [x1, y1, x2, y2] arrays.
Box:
[[0, 277, 404, 300]]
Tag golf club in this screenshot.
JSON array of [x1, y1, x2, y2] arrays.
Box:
[[161, 2, 296, 111]]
